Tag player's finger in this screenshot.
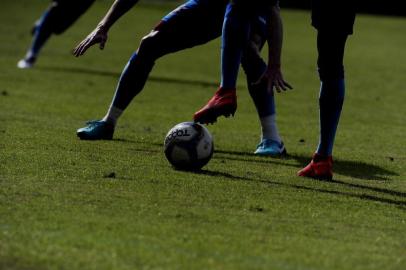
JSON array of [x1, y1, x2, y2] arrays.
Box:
[[76, 44, 86, 56], [99, 38, 106, 50], [283, 80, 293, 90], [278, 79, 288, 91], [79, 39, 94, 56], [73, 48, 79, 57], [273, 79, 283, 91], [74, 40, 87, 56], [73, 40, 85, 56], [274, 83, 282, 93], [272, 78, 283, 92], [73, 43, 84, 57], [274, 81, 281, 93], [75, 41, 87, 56]]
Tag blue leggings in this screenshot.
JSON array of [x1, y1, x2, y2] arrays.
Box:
[[316, 31, 348, 156], [112, 0, 275, 117]]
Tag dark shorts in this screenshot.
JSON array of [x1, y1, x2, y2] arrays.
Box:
[[311, 0, 356, 34], [49, 0, 95, 34]]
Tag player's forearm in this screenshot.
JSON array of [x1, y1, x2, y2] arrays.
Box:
[[267, 6, 283, 69], [97, 0, 139, 31]]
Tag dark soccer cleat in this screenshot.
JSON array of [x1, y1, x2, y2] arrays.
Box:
[[193, 87, 237, 124], [298, 153, 333, 180], [76, 120, 115, 140]]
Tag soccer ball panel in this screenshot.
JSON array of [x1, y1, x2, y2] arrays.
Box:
[[164, 122, 213, 170], [196, 132, 213, 160], [168, 145, 191, 166]]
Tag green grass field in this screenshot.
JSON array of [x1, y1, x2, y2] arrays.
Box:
[[1, 1, 405, 269]]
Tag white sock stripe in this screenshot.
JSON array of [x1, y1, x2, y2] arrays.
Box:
[[260, 114, 281, 143], [103, 106, 123, 125]]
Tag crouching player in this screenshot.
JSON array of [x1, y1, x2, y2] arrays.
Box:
[[193, 0, 292, 154], [17, 0, 95, 69], [298, 0, 356, 179], [73, 0, 290, 156]]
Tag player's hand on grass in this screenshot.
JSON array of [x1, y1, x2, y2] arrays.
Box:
[[73, 26, 108, 57], [264, 65, 293, 93]]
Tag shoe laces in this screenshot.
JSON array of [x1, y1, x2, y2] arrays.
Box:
[[86, 120, 103, 126], [259, 139, 281, 149]]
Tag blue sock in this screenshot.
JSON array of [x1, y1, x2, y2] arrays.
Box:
[[220, 3, 250, 89], [246, 63, 275, 117], [28, 10, 53, 57], [316, 79, 345, 156]]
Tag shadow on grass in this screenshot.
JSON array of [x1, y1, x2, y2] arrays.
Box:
[[112, 139, 398, 183], [214, 149, 398, 181], [98, 137, 404, 206], [192, 169, 406, 208], [38, 66, 218, 88]]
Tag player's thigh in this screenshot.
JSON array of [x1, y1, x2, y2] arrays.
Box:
[[145, 0, 225, 56], [241, 17, 267, 82], [50, 0, 95, 34], [317, 31, 348, 80]]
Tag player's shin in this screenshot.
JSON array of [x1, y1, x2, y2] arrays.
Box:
[[30, 10, 54, 56], [220, 4, 251, 90], [105, 52, 155, 124], [316, 79, 345, 156]]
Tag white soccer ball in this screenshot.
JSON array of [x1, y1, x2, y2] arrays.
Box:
[[164, 122, 214, 170]]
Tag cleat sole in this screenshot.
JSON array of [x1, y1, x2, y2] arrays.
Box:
[[194, 105, 236, 124]]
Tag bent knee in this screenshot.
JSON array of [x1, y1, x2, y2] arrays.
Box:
[[137, 30, 161, 56]]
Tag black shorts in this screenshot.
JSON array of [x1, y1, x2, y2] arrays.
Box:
[[311, 0, 356, 34]]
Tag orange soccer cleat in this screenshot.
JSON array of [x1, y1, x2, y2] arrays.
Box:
[[193, 87, 237, 124], [298, 153, 333, 180]]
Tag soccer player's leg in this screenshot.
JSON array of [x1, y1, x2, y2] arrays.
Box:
[[17, 3, 54, 68], [18, 0, 95, 69], [298, 31, 348, 179], [193, 2, 252, 124], [193, 0, 277, 124], [76, 29, 169, 139], [51, 0, 95, 35], [78, 0, 225, 140], [241, 19, 286, 156]]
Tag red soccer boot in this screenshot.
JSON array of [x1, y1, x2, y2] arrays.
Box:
[[298, 153, 333, 180], [193, 87, 237, 124]]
